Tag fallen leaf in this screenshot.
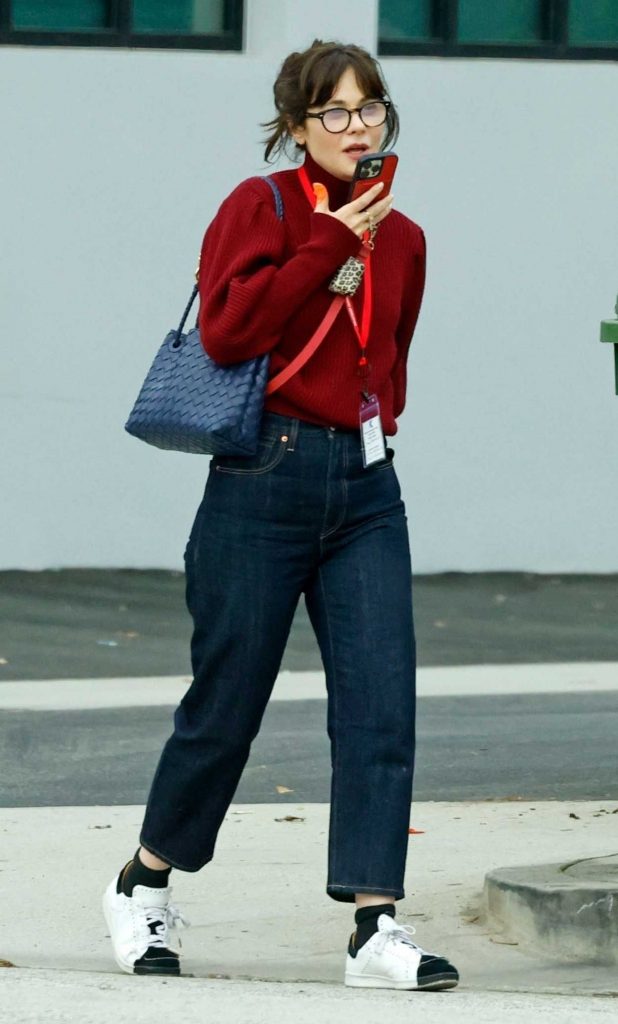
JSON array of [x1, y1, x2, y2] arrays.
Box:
[[89, 824, 111, 830], [408, 828, 425, 834], [485, 795, 524, 802], [274, 815, 305, 823], [0, 959, 16, 968], [276, 785, 294, 794], [569, 812, 580, 820]]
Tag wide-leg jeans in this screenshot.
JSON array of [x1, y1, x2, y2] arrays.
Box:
[[140, 410, 417, 902]]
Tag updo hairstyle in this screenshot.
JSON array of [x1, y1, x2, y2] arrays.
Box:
[[262, 39, 399, 163]]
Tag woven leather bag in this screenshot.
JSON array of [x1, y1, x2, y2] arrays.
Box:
[[125, 176, 283, 456]]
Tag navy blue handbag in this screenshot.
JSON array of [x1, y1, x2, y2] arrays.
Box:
[[125, 176, 284, 456]]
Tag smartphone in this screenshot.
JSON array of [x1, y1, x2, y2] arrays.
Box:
[[348, 151, 398, 206]]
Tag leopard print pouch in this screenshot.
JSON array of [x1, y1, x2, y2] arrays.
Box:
[[328, 255, 366, 296]]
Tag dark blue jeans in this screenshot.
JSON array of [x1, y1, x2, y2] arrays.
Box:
[[140, 410, 416, 902]]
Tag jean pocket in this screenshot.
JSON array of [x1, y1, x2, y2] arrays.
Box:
[[372, 446, 395, 470], [212, 431, 288, 476]]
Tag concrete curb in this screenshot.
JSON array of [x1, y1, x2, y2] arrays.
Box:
[[483, 854, 618, 963]]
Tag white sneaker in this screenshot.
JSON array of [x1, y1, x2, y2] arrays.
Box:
[[102, 873, 189, 975], [344, 914, 459, 990]]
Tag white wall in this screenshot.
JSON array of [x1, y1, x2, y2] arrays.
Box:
[[1, 0, 616, 572]]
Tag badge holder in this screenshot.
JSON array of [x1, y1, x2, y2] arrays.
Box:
[[359, 391, 387, 467]]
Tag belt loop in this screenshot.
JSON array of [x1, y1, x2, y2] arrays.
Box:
[[285, 417, 298, 452]]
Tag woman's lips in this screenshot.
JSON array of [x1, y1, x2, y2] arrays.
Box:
[[343, 146, 368, 159]]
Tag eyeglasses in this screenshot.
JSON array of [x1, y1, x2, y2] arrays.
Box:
[[304, 100, 391, 134]]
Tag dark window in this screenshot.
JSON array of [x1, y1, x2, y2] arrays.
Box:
[[378, 0, 434, 42], [132, 0, 225, 34], [12, 2, 110, 31], [0, 0, 243, 50], [569, 0, 618, 45], [378, 0, 618, 60], [457, 0, 543, 44]]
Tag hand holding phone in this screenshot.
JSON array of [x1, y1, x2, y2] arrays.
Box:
[[348, 151, 398, 206], [312, 151, 397, 240]]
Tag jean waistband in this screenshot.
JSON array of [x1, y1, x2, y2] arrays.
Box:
[[261, 410, 360, 437]]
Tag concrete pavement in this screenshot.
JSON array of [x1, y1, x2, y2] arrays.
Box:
[[1, 800, 618, 1023], [2, 970, 617, 1024]]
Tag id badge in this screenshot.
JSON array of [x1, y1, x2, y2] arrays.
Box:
[[359, 393, 387, 468]]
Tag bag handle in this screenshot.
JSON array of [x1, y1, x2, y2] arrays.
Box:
[[175, 176, 285, 341]]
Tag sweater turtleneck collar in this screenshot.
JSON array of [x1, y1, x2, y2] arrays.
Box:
[[300, 149, 351, 211]]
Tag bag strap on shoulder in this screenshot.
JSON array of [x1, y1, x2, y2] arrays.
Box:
[[179, 172, 343, 391], [262, 174, 284, 220], [178, 176, 285, 339]]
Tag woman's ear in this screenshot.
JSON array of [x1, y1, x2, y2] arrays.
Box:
[[288, 118, 306, 148]]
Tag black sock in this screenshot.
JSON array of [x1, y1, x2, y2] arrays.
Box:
[[117, 848, 171, 896], [352, 903, 396, 951]]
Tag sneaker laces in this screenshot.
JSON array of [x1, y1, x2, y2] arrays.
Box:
[[373, 919, 429, 957], [143, 902, 189, 950]]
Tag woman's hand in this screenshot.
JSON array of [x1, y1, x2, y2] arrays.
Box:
[[313, 181, 393, 238]]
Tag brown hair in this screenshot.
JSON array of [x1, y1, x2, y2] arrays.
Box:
[[262, 39, 399, 163]]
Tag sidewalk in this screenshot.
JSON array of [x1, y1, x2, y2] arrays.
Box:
[[3, 969, 616, 1024], [1, 800, 617, 1017]]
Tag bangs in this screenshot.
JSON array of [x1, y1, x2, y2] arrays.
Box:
[[301, 48, 387, 108], [262, 40, 399, 163]]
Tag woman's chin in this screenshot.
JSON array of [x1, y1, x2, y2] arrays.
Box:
[[331, 161, 355, 182]]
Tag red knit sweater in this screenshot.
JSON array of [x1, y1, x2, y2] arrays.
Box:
[[197, 151, 426, 436]]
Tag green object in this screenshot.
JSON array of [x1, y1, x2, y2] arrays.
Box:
[[379, 0, 433, 41], [12, 0, 108, 30], [457, 0, 542, 44], [133, 0, 224, 34], [569, 0, 618, 46], [600, 295, 618, 395]]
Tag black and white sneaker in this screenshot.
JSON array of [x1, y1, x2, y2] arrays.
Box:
[[102, 873, 188, 976], [345, 914, 459, 990]]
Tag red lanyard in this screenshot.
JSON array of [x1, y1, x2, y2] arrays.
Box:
[[297, 165, 373, 389]]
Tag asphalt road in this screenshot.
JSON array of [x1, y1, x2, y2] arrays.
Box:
[[1, 570, 617, 680], [2, 570, 616, 809], [3, 692, 618, 807]]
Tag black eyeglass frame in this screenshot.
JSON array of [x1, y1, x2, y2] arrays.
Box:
[[304, 100, 392, 134]]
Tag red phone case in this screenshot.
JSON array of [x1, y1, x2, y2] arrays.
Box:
[[348, 152, 398, 206]]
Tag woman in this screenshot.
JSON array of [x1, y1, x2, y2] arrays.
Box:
[[103, 39, 459, 992]]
